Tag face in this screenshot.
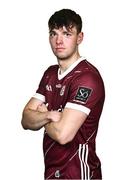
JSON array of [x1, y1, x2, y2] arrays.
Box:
[[49, 26, 83, 60]]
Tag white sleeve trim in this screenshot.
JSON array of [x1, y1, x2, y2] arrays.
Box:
[[32, 93, 45, 102], [65, 102, 91, 115]]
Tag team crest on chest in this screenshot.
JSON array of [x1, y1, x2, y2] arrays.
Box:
[[60, 85, 66, 96], [46, 84, 52, 91]]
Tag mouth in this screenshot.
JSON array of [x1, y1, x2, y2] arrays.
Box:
[[56, 47, 65, 49], [55, 47, 65, 52]]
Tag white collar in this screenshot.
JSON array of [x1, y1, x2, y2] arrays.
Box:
[[58, 56, 85, 80]]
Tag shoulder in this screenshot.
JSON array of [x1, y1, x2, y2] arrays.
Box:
[[78, 60, 101, 76], [38, 64, 58, 84], [40, 65, 59, 80], [45, 64, 59, 74], [71, 60, 105, 96], [75, 60, 103, 85]]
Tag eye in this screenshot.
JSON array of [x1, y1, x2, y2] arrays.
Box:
[[49, 31, 56, 37], [63, 32, 71, 36]]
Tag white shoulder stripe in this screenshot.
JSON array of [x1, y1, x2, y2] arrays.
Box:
[[65, 102, 91, 115], [32, 93, 45, 102]]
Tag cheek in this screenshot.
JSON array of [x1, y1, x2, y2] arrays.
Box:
[[49, 39, 55, 48], [68, 39, 77, 48]]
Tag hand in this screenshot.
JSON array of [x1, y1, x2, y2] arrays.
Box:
[[37, 103, 48, 112], [47, 111, 62, 122]]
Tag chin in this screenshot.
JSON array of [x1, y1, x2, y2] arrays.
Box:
[[57, 57, 69, 61], [56, 54, 71, 60]]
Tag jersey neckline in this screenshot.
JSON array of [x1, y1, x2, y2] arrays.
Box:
[[58, 56, 86, 80]]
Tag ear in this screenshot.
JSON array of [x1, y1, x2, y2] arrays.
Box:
[[77, 32, 84, 45]]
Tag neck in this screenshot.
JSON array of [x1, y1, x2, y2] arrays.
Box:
[[58, 53, 81, 74]]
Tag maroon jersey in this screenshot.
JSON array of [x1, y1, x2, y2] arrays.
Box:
[[33, 57, 105, 179]]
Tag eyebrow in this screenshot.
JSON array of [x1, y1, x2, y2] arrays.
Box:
[[49, 27, 75, 34]]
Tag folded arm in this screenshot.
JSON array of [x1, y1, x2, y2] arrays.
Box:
[[21, 98, 61, 131], [45, 108, 87, 145]]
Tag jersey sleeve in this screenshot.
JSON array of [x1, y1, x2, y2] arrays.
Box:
[[65, 71, 104, 115], [32, 70, 48, 103]]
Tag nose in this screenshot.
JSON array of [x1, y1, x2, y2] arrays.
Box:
[[56, 35, 63, 44]]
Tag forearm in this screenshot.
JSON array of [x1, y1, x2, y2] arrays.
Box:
[[45, 122, 63, 143], [45, 108, 87, 145], [21, 109, 50, 131]]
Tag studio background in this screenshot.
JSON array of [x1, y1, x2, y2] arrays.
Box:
[[0, 0, 130, 179]]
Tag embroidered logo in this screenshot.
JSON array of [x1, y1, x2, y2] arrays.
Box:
[[46, 85, 52, 91], [60, 85, 66, 96], [57, 105, 63, 112], [56, 84, 62, 88], [55, 170, 60, 178], [75, 87, 92, 102]]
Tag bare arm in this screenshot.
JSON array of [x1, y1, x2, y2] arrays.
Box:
[[45, 108, 87, 144], [21, 98, 50, 131]]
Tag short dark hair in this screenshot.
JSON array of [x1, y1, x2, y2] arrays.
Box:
[[48, 9, 82, 34]]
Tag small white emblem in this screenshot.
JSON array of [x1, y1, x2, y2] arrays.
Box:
[[55, 170, 60, 178], [46, 85, 52, 91], [57, 105, 63, 112], [56, 84, 62, 88], [60, 85, 66, 96]]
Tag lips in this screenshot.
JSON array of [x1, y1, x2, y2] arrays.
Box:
[[56, 47, 65, 50], [55, 47, 65, 52]]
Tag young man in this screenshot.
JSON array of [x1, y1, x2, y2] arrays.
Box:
[[21, 9, 105, 180]]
